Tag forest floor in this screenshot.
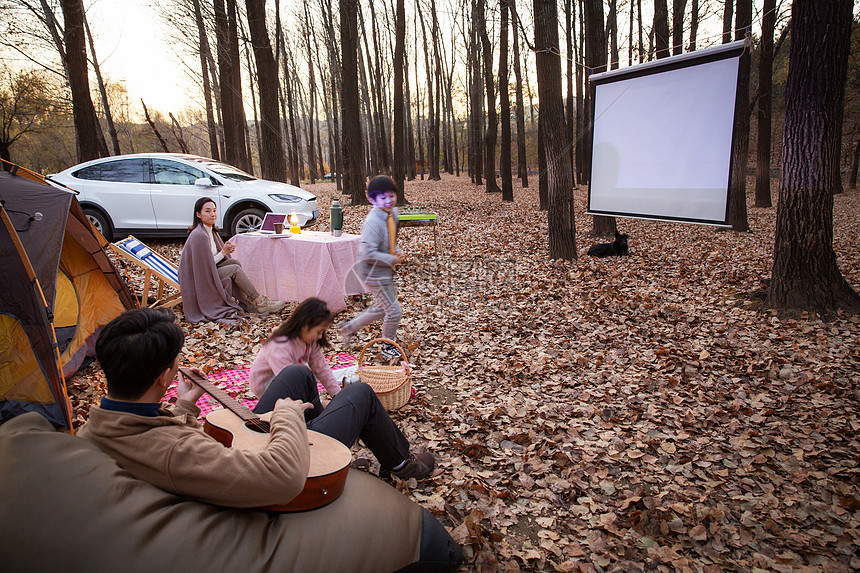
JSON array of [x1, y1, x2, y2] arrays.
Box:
[[69, 175, 859, 572]]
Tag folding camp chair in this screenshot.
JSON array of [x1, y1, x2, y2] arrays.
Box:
[[110, 236, 182, 308]]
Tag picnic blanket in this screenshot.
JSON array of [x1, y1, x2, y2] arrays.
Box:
[[164, 354, 359, 419]]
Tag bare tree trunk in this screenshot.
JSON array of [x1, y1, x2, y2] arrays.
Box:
[[575, 0, 585, 183], [83, 11, 119, 155], [754, 0, 775, 208], [672, 0, 687, 55], [282, 48, 302, 186], [169, 113, 190, 153], [722, 0, 734, 44], [341, 0, 366, 204], [61, 0, 102, 162], [534, 0, 576, 259], [214, 0, 243, 168], [653, 0, 670, 59], [688, 0, 699, 52], [246, 0, 286, 181], [767, 0, 859, 312], [141, 100, 171, 152], [393, 0, 406, 201], [192, 0, 220, 160], [727, 0, 750, 232], [637, 0, 644, 62], [468, 0, 483, 185], [607, 0, 618, 67], [584, 0, 615, 237], [500, 0, 513, 201], [510, 0, 528, 186], [478, 0, 501, 193], [303, 3, 318, 182], [565, 0, 576, 183]]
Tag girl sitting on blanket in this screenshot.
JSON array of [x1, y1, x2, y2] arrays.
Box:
[[249, 297, 435, 480], [178, 197, 284, 323]]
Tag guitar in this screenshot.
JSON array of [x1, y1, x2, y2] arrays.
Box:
[[179, 367, 351, 512]]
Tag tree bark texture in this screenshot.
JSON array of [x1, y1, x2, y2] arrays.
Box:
[[754, 0, 775, 208], [534, 0, 577, 260], [192, 0, 220, 160], [511, 0, 528, 187], [340, 0, 366, 204], [246, 0, 286, 182], [727, 0, 750, 232], [393, 0, 406, 201], [767, 0, 859, 312], [500, 0, 513, 201], [653, 0, 670, 59], [672, 0, 686, 56], [61, 0, 102, 162]]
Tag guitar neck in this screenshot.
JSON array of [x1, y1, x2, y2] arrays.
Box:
[[178, 367, 257, 423]]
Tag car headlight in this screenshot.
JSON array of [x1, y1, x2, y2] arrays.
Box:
[[269, 194, 303, 202]]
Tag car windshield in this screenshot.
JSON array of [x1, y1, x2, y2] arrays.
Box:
[[185, 157, 257, 182]]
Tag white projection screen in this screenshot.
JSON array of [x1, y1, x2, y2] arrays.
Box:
[[587, 40, 747, 226]]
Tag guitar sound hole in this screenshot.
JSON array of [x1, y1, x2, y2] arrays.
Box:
[[245, 420, 270, 433]]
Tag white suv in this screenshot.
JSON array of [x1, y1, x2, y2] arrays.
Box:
[[49, 153, 319, 241]]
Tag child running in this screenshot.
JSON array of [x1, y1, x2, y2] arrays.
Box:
[[249, 297, 434, 480], [339, 175, 404, 359]]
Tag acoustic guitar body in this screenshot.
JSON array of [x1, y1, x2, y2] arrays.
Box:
[[203, 409, 351, 512]]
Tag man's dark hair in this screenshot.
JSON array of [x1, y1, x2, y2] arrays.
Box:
[[366, 175, 396, 200], [95, 308, 185, 400]]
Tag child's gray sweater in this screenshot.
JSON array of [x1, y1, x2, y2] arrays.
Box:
[[357, 206, 400, 286]]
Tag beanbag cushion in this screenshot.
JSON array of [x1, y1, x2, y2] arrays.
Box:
[[0, 412, 422, 572]]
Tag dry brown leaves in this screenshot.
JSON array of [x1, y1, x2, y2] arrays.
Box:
[[70, 175, 859, 572]]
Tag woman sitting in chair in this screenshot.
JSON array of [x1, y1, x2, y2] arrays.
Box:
[[179, 197, 285, 323]]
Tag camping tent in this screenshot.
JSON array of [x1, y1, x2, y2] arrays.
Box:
[[0, 162, 136, 430]]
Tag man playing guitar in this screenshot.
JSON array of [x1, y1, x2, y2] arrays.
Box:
[[78, 307, 315, 508]]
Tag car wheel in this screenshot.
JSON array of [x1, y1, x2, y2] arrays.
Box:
[[83, 208, 113, 241], [231, 208, 266, 235]]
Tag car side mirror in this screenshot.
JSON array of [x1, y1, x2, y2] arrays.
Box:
[[194, 177, 214, 187]]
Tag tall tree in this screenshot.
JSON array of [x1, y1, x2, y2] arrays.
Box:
[[584, 0, 615, 237], [478, 0, 501, 193], [499, 0, 513, 201], [393, 0, 407, 201], [672, 0, 687, 55], [214, 0, 248, 170], [468, 0, 483, 185], [727, 0, 750, 232], [534, 0, 576, 259], [688, 0, 699, 52], [60, 0, 102, 162], [246, 0, 286, 182], [754, 0, 776, 208], [340, 0, 366, 204], [722, 0, 734, 44], [510, 0, 528, 187], [653, 0, 670, 59], [303, 3, 318, 182], [767, 0, 859, 312], [192, 0, 220, 160]]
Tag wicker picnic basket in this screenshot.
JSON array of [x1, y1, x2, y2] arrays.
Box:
[[357, 338, 412, 410]]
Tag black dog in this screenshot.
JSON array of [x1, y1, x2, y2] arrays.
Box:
[[587, 231, 629, 258]]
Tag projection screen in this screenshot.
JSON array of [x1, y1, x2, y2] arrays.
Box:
[[587, 40, 747, 226]]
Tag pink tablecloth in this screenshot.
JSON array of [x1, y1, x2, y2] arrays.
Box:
[[230, 231, 365, 313]]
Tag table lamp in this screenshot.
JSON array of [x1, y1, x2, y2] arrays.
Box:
[[289, 210, 301, 234]]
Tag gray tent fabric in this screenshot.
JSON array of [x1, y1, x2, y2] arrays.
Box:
[[0, 171, 74, 314]]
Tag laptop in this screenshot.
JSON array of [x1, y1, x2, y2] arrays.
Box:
[[259, 212, 287, 233]]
